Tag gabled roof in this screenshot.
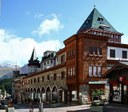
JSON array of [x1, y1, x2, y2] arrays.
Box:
[[77, 8, 118, 33], [103, 61, 128, 78]]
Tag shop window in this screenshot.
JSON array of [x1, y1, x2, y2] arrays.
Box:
[[112, 84, 122, 102], [110, 49, 115, 58]]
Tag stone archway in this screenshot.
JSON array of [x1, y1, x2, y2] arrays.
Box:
[[41, 87, 46, 101], [33, 88, 36, 102], [30, 88, 33, 100], [37, 87, 41, 101], [52, 86, 58, 103], [46, 86, 51, 103]]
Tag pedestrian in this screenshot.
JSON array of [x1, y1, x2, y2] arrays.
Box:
[[29, 100, 34, 112]]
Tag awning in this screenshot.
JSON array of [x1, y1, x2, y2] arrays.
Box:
[[89, 81, 106, 84]]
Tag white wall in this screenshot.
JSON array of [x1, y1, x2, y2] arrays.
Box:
[[107, 46, 128, 61]]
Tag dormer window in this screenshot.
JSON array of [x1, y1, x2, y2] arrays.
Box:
[[97, 17, 103, 22]]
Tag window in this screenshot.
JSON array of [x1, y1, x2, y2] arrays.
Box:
[[34, 78, 36, 83], [97, 17, 103, 22], [47, 75, 50, 81], [70, 68, 72, 76], [37, 77, 40, 83], [93, 47, 97, 55], [110, 49, 115, 58], [61, 71, 65, 79], [122, 51, 127, 59], [42, 76, 44, 82], [89, 47, 93, 54], [89, 66, 102, 77], [31, 79, 33, 84], [72, 67, 75, 75], [89, 46, 102, 55], [54, 74, 57, 80], [93, 66, 97, 76], [97, 48, 102, 55], [61, 55, 65, 64], [89, 66, 92, 76], [98, 66, 102, 76]]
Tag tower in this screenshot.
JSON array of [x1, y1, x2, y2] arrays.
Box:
[[28, 48, 40, 74], [77, 8, 123, 43]]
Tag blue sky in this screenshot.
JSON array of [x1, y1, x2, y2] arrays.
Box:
[[0, 0, 128, 66]]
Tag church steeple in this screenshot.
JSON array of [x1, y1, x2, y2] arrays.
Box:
[[28, 48, 40, 68], [77, 8, 118, 33], [29, 48, 36, 63]]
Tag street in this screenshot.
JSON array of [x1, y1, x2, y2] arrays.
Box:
[[1, 103, 128, 112]]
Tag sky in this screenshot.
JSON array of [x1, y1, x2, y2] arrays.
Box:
[[0, 0, 128, 67]]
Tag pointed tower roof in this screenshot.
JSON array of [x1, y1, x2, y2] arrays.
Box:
[[77, 8, 118, 33], [29, 48, 35, 62], [28, 48, 40, 67]]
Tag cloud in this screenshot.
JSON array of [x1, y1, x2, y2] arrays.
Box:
[[122, 35, 128, 44], [0, 29, 62, 67], [32, 14, 63, 37], [34, 13, 44, 19]]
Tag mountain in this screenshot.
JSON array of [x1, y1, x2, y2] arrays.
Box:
[[0, 63, 19, 80]]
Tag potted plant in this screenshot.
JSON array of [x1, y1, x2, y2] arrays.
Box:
[[90, 90, 108, 112]]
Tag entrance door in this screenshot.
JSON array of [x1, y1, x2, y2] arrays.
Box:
[[123, 85, 128, 104], [112, 84, 122, 102]]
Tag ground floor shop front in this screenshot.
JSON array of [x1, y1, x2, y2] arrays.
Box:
[[105, 62, 128, 104]]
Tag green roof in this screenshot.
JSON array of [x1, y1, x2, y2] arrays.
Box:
[[77, 8, 118, 33]]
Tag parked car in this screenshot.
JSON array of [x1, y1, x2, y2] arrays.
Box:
[[0, 100, 8, 109]]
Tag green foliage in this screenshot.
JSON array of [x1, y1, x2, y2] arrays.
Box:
[[91, 89, 104, 100], [0, 78, 13, 95]]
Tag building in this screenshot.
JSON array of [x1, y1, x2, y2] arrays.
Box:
[[14, 7, 128, 104], [28, 48, 40, 74], [41, 51, 56, 70], [20, 48, 67, 104]]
